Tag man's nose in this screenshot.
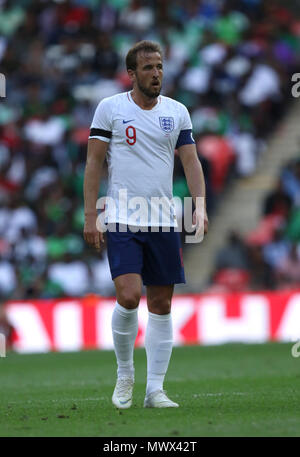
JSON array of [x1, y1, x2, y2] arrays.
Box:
[[153, 68, 160, 77]]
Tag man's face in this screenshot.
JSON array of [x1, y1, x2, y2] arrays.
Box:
[[132, 51, 163, 98]]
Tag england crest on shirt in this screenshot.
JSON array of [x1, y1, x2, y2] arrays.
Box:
[[159, 117, 174, 133]]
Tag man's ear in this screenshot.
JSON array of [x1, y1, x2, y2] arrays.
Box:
[[127, 69, 136, 84]]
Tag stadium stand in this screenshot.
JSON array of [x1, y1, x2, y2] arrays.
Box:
[[210, 156, 300, 292], [0, 0, 299, 300]]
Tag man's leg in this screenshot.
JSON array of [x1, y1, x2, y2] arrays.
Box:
[[112, 273, 141, 378], [111, 273, 141, 408], [144, 284, 178, 407]]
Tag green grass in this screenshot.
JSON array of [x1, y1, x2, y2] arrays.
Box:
[[0, 342, 299, 437]]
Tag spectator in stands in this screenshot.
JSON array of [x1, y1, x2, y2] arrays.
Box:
[[263, 179, 293, 218], [215, 230, 249, 270], [263, 225, 291, 270], [48, 253, 90, 297], [281, 159, 300, 207], [275, 243, 300, 290], [247, 244, 275, 290], [0, 254, 17, 298]]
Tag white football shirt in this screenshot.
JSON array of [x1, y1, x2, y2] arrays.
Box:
[[89, 91, 194, 227]]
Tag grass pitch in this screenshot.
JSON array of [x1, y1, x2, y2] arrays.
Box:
[[0, 342, 299, 437]]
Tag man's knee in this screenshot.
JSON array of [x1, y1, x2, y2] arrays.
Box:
[[114, 274, 142, 309], [117, 289, 141, 309], [148, 297, 171, 315]]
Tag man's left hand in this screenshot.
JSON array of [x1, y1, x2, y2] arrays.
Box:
[[192, 209, 209, 239]]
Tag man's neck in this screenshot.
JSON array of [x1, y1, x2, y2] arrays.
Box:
[[130, 89, 158, 110]]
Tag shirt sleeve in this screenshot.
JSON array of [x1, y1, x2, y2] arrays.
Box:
[[175, 104, 195, 149], [89, 97, 113, 143]]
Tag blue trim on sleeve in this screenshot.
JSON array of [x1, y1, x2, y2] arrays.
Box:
[[176, 129, 195, 148]]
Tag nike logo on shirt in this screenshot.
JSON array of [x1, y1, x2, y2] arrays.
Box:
[[123, 119, 135, 124]]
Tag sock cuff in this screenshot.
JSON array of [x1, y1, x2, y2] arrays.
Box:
[[115, 302, 138, 315], [148, 311, 171, 321]]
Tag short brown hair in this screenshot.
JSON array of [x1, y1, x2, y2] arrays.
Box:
[[126, 40, 163, 71]]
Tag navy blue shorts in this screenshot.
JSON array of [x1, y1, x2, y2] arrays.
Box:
[[106, 224, 185, 286]]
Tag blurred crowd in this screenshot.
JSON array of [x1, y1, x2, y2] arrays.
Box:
[[210, 157, 300, 292], [0, 0, 299, 300]]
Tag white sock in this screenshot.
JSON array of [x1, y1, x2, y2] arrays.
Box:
[[145, 311, 173, 396], [111, 302, 138, 379]]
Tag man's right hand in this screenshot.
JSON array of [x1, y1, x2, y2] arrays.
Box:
[[83, 212, 104, 252]]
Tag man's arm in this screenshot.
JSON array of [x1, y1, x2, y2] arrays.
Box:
[[178, 143, 209, 236], [83, 138, 108, 251]]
